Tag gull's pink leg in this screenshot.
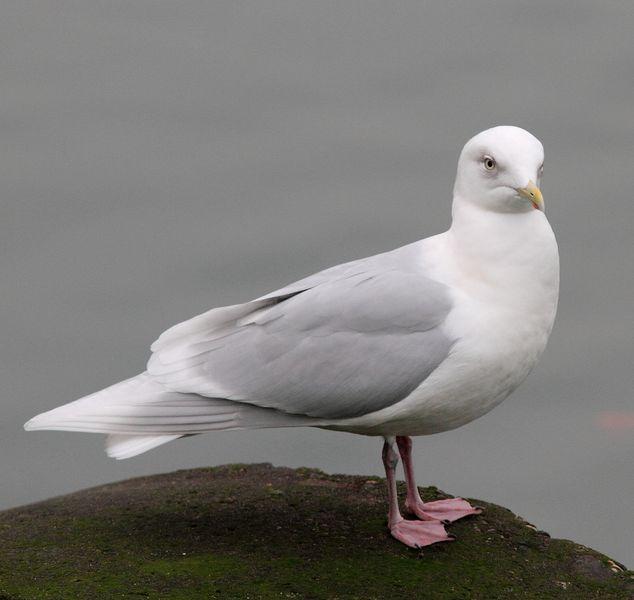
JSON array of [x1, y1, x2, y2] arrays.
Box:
[[396, 435, 482, 523], [382, 437, 453, 548]]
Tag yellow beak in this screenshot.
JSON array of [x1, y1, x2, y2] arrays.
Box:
[[516, 181, 544, 211]]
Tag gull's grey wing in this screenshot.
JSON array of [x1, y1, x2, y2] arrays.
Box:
[[148, 245, 454, 420]]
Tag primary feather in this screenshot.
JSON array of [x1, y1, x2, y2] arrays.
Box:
[[25, 242, 453, 443]]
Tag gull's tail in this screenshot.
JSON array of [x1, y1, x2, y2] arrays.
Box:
[[24, 372, 314, 459]]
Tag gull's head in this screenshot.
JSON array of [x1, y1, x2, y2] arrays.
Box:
[[453, 126, 545, 213]]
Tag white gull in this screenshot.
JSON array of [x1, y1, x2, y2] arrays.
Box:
[[26, 126, 559, 548]]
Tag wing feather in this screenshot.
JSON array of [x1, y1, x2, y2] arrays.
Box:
[[148, 244, 455, 419]]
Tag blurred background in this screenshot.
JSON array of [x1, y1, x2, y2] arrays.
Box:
[[1, 2, 632, 566]]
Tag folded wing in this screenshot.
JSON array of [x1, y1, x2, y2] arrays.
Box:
[[148, 249, 455, 420]]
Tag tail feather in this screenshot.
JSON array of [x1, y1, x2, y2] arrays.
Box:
[[25, 372, 318, 458], [105, 434, 183, 460]]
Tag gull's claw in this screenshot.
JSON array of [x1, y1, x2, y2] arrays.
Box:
[[406, 497, 482, 523], [389, 518, 454, 549]]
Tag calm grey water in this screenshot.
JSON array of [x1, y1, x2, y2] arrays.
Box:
[[1, 2, 633, 567]]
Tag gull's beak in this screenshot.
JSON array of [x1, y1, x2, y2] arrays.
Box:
[[516, 181, 544, 211]]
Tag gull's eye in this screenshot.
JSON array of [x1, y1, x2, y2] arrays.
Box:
[[538, 164, 544, 177], [483, 155, 496, 171]]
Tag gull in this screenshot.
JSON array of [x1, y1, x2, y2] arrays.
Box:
[[25, 126, 559, 549]]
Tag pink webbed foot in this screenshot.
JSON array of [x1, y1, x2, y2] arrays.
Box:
[[406, 497, 482, 524], [389, 518, 455, 549]]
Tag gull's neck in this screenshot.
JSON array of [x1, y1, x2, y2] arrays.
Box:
[[445, 195, 559, 310]]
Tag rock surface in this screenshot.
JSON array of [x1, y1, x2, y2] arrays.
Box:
[[0, 464, 631, 599]]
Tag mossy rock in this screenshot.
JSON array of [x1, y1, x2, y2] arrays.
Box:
[[0, 464, 631, 599]]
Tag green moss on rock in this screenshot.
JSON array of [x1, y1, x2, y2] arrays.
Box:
[[0, 464, 631, 599]]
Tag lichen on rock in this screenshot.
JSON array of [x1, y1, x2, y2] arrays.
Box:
[[0, 464, 631, 599]]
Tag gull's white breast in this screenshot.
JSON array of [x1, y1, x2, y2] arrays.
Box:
[[336, 210, 560, 436]]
